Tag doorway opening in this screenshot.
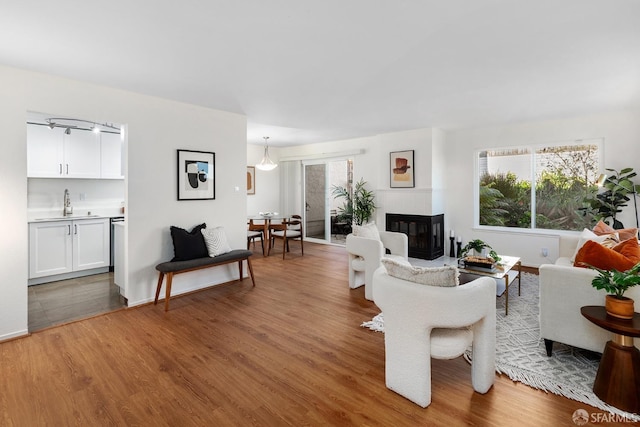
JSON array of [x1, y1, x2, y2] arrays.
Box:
[[303, 159, 352, 245]]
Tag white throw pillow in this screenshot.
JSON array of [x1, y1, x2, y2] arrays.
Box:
[[352, 222, 381, 241], [381, 258, 459, 287], [570, 228, 618, 262], [201, 226, 232, 257]]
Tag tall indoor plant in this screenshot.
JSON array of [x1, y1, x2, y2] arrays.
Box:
[[331, 178, 377, 226], [583, 167, 640, 229]]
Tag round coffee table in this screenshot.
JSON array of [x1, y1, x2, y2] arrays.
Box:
[[581, 305, 640, 413]]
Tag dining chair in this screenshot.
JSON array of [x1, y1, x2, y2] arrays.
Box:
[[268, 215, 304, 259], [247, 219, 266, 256]]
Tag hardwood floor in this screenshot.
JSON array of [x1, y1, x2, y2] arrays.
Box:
[[28, 273, 126, 332], [1, 243, 628, 426]]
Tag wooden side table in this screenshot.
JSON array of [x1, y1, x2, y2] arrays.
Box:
[[581, 305, 640, 413]]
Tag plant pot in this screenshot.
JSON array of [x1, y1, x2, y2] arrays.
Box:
[[605, 294, 635, 320]]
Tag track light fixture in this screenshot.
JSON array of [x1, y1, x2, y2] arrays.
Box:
[[64, 127, 71, 135], [43, 117, 120, 134], [255, 136, 278, 171]]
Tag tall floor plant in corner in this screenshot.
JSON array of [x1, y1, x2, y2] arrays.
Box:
[[331, 178, 377, 226]]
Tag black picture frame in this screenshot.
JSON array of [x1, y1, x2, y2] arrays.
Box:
[[177, 149, 215, 200], [390, 150, 415, 188]]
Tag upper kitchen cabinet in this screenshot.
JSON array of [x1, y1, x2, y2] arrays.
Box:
[[26, 124, 65, 177], [100, 132, 124, 179], [63, 128, 101, 178], [27, 123, 123, 179]]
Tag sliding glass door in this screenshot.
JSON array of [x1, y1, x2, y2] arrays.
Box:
[[303, 159, 352, 244]]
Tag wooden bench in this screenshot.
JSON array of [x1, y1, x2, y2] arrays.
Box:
[[154, 249, 255, 311]]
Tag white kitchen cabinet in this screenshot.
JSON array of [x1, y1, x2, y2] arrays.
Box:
[[63, 129, 101, 178], [100, 132, 124, 179], [27, 124, 65, 177], [29, 218, 110, 280], [27, 123, 102, 179], [28, 220, 73, 278]]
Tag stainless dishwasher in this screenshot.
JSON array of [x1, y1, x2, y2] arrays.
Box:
[[110, 216, 125, 271]]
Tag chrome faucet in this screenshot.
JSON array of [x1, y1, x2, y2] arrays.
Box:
[[63, 189, 73, 216]]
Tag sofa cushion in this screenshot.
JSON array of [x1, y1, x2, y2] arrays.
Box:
[[170, 223, 208, 261], [593, 219, 638, 242], [381, 258, 459, 286], [352, 222, 381, 241], [571, 228, 618, 263], [201, 226, 232, 257], [612, 238, 640, 264], [574, 239, 636, 271]]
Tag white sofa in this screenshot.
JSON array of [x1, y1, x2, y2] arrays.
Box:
[[372, 266, 496, 407], [539, 235, 640, 355], [346, 231, 408, 300]]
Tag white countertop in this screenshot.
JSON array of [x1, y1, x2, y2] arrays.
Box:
[[28, 208, 124, 223]]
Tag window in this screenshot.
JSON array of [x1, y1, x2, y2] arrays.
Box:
[[477, 140, 602, 231]]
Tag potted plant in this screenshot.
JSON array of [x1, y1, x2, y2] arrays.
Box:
[[459, 239, 501, 262], [582, 167, 640, 229], [588, 262, 640, 319], [331, 178, 377, 226]]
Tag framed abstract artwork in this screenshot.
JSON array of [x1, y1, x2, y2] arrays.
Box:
[[390, 150, 415, 188], [247, 166, 256, 195], [177, 149, 215, 200]]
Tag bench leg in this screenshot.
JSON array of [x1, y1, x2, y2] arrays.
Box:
[[238, 260, 243, 281], [246, 257, 256, 287], [154, 272, 165, 305], [164, 272, 174, 312]]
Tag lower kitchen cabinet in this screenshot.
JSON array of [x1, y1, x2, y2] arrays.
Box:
[[29, 218, 110, 280]]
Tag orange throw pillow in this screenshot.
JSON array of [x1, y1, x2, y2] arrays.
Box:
[[592, 219, 638, 241], [613, 238, 640, 264], [574, 240, 636, 271]]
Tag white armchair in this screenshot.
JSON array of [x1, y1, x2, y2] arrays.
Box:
[[372, 265, 496, 407], [346, 231, 408, 300]]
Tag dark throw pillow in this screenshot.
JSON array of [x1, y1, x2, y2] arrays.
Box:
[[170, 223, 208, 261]]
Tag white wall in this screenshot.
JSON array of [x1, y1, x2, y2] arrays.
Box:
[[247, 144, 281, 215], [446, 109, 640, 267], [0, 65, 247, 340]]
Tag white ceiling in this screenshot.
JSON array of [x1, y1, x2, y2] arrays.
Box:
[[2, 1, 639, 146]]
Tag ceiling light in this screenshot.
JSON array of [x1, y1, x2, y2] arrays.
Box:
[[65, 127, 71, 135], [255, 136, 277, 171], [91, 124, 101, 134], [47, 121, 56, 130]]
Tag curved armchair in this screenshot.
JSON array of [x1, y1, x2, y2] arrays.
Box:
[[346, 231, 408, 300], [372, 266, 496, 407]]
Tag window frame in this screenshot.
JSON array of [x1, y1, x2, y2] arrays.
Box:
[[474, 138, 604, 233]]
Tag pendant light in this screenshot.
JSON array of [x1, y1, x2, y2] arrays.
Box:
[[256, 136, 278, 171]]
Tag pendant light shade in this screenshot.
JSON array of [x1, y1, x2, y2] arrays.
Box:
[[256, 136, 277, 171]]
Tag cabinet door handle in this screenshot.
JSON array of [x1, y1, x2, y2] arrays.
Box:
[[74, 224, 77, 234], [68, 224, 71, 235], [66, 164, 69, 175], [59, 164, 62, 175]]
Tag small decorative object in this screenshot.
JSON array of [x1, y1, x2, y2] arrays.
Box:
[[588, 262, 640, 319], [259, 211, 278, 218], [390, 150, 415, 188], [177, 149, 215, 200], [456, 239, 462, 258], [247, 166, 255, 195], [449, 236, 455, 257], [463, 255, 497, 272]]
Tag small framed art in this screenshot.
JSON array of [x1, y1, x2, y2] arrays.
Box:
[[390, 150, 415, 188], [247, 166, 256, 195], [177, 149, 215, 200]]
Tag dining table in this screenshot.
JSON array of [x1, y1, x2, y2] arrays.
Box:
[[247, 214, 288, 252]]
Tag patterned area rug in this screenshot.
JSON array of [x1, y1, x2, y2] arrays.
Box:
[[361, 273, 640, 420]]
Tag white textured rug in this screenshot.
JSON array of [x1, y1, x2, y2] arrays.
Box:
[[361, 272, 640, 420]]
